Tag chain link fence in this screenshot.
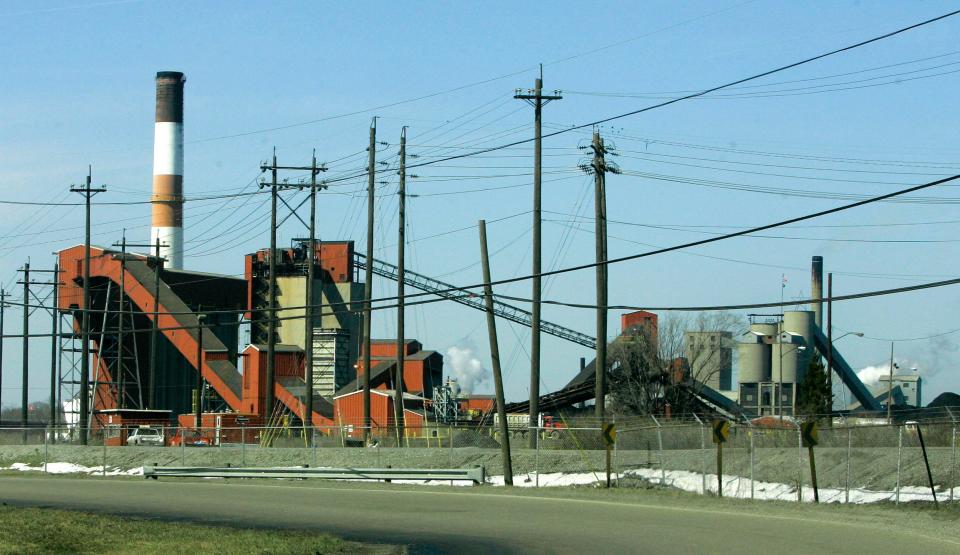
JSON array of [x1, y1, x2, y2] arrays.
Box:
[[1, 416, 957, 503]]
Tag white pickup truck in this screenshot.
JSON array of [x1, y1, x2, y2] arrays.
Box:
[[127, 427, 165, 446]]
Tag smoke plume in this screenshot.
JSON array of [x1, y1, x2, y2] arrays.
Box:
[[445, 344, 490, 394]]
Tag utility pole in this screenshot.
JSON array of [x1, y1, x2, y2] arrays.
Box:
[[394, 127, 407, 441], [362, 119, 377, 444], [116, 234, 126, 408], [479, 219, 513, 485], [150, 237, 162, 408], [827, 273, 833, 416], [304, 150, 322, 431], [515, 67, 561, 448], [119, 238, 167, 409], [195, 312, 206, 430], [20, 262, 29, 443], [887, 342, 895, 423], [71, 167, 106, 445], [266, 148, 278, 424], [0, 290, 5, 422], [587, 131, 616, 422], [49, 264, 60, 430], [259, 152, 327, 429]]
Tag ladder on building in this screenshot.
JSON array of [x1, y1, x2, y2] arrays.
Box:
[[354, 253, 596, 349]]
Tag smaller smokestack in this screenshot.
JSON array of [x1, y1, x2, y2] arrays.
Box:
[[811, 256, 823, 331]]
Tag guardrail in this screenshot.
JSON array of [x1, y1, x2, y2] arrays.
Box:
[[142, 465, 486, 484]]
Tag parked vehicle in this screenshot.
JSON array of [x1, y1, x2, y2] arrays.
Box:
[[169, 429, 211, 447], [492, 413, 567, 439], [127, 427, 165, 446]]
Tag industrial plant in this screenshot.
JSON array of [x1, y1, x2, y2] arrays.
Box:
[[12, 71, 918, 447]]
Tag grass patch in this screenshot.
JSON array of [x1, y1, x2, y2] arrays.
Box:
[[0, 504, 396, 554]]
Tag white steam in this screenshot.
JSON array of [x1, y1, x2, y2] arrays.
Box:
[[856, 364, 894, 387], [857, 358, 923, 387], [445, 344, 490, 394]]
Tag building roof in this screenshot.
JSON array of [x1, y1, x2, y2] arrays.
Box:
[[879, 374, 921, 383], [244, 344, 303, 353]]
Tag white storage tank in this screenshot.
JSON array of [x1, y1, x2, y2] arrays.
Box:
[[737, 342, 770, 384], [783, 311, 815, 382]]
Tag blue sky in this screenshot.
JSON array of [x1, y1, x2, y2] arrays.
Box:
[[2, 0, 960, 409]]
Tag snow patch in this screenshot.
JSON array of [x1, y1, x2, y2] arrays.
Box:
[[5, 462, 142, 476]]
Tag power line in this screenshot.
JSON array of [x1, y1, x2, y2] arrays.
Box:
[[12, 172, 960, 320]]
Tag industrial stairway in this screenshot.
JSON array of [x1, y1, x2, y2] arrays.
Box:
[[58, 246, 337, 428]]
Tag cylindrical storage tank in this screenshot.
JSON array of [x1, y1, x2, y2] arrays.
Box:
[[783, 311, 814, 381], [737, 342, 770, 384], [771, 343, 800, 384]]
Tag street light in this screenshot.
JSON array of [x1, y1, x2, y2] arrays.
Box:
[[828, 331, 863, 413]]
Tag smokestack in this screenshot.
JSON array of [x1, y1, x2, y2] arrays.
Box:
[[811, 255, 823, 330], [152, 71, 185, 270]]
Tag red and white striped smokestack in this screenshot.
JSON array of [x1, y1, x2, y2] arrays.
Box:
[[152, 71, 185, 269]]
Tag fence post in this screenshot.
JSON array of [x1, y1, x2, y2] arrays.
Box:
[[448, 424, 453, 467], [845, 422, 852, 504], [241, 426, 246, 466], [951, 425, 957, 503], [797, 425, 803, 502], [613, 415, 619, 483], [749, 425, 755, 500], [693, 414, 706, 495], [896, 424, 903, 506], [653, 417, 665, 487], [181, 431, 186, 465], [102, 432, 107, 477], [43, 426, 49, 474], [535, 426, 540, 488]]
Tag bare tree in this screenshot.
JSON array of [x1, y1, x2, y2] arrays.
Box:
[[607, 312, 744, 416]]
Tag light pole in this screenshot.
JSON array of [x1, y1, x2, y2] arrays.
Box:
[[829, 331, 863, 412], [777, 338, 805, 417]]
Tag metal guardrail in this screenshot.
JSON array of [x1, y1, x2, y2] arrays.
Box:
[[142, 465, 486, 484]]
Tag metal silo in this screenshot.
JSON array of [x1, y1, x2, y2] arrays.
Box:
[[737, 341, 770, 383], [783, 311, 815, 382]]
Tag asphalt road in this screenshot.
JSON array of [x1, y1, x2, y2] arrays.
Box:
[[1, 477, 957, 554]]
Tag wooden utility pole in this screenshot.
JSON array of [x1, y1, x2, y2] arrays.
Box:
[[304, 151, 322, 431], [394, 127, 407, 440], [117, 235, 126, 408], [515, 69, 561, 448], [195, 312, 205, 431], [266, 148, 279, 424], [70, 167, 105, 445], [362, 119, 377, 444], [149, 237, 162, 408], [827, 273, 833, 415], [259, 152, 327, 430], [20, 261, 29, 442], [49, 264, 60, 429], [0, 290, 6, 424], [119, 237, 166, 409], [589, 131, 613, 421], [479, 219, 513, 485], [887, 342, 895, 423]]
